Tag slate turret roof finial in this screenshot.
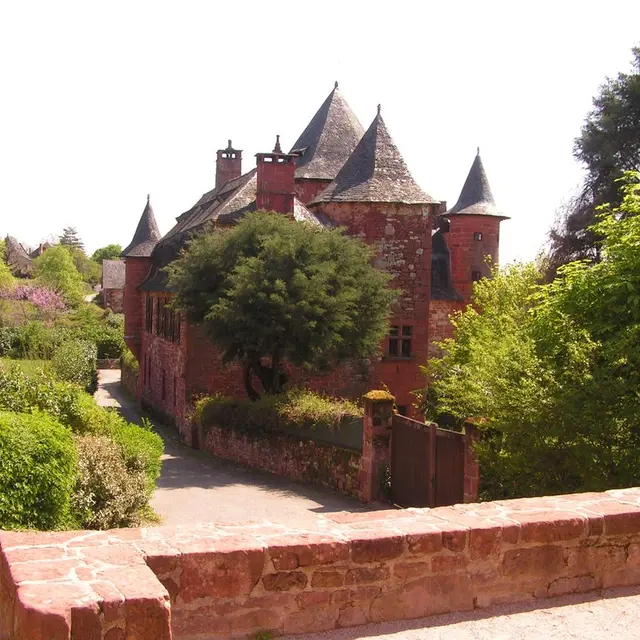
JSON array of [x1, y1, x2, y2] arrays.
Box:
[[122, 195, 162, 257], [289, 84, 365, 180], [310, 112, 437, 205], [273, 135, 282, 154], [377, 104, 381, 115], [446, 151, 508, 218]]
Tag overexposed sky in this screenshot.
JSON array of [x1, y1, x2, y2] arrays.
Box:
[[0, 1, 638, 263]]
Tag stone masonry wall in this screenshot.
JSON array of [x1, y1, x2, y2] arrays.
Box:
[[103, 288, 124, 314], [3, 489, 640, 639], [428, 298, 466, 360], [201, 424, 362, 499]]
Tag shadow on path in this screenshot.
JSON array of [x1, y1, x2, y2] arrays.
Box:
[[96, 370, 388, 526]]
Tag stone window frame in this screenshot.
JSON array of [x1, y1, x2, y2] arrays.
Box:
[[388, 325, 413, 358]]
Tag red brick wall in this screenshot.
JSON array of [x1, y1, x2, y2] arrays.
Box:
[[446, 215, 502, 301], [201, 424, 362, 498], [313, 201, 434, 414], [123, 258, 152, 360], [139, 293, 188, 429], [6, 488, 640, 639], [294, 178, 331, 204], [428, 298, 466, 359], [103, 288, 124, 313]]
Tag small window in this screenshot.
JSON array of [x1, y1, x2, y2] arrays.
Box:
[[145, 296, 153, 332], [472, 270, 482, 282], [388, 325, 412, 358], [474, 232, 483, 241]]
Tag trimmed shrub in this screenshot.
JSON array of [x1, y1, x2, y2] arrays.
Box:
[[51, 339, 98, 393], [0, 410, 77, 530], [72, 434, 147, 529], [194, 389, 362, 434]]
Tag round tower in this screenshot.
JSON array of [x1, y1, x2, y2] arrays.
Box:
[[444, 150, 509, 300]]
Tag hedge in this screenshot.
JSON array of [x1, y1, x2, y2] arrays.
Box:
[[0, 411, 77, 530]]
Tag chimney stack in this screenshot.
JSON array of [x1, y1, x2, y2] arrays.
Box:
[[255, 135, 296, 215], [216, 140, 242, 190]]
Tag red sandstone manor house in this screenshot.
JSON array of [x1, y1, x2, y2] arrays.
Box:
[[122, 84, 508, 433]]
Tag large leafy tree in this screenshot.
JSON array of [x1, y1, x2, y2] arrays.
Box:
[[547, 47, 640, 275], [34, 245, 86, 307], [424, 173, 640, 499], [168, 212, 395, 399], [69, 248, 101, 287], [92, 244, 123, 263]]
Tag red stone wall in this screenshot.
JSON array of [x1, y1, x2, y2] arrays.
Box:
[[123, 258, 152, 360], [139, 293, 188, 429], [201, 424, 362, 498], [446, 215, 502, 301], [103, 288, 124, 313], [4, 488, 640, 639], [428, 298, 466, 360], [313, 201, 434, 413], [294, 178, 331, 204]]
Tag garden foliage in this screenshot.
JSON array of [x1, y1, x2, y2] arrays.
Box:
[[424, 174, 640, 500], [0, 410, 77, 530]]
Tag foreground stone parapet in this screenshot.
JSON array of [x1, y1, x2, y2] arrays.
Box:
[[3, 489, 640, 639]]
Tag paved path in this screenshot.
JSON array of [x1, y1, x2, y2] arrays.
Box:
[[284, 586, 640, 639], [95, 370, 383, 528]]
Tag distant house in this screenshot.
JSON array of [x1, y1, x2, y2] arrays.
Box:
[[4, 235, 34, 278], [101, 259, 125, 312]]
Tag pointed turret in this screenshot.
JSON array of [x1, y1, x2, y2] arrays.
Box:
[[311, 110, 437, 205], [122, 195, 162, 257], [290, 84, 365, 181], [447, 150, 507, 218]]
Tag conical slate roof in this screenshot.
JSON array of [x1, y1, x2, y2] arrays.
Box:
[[447, 151, 506, 217], [122, 196, 162, 257], [290, 83, 365, 181], [311, 109, 437, 205]]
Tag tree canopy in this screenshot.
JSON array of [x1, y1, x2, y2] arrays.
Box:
[[92, 244, 123, 263], [167, 212, 395, 399], [59, 227, 84, 251], [423, 173, 640, 499], [547, 47, 640, 276], [34, 245, 86, 306]]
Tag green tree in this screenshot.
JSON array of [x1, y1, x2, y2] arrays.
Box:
[[92, 244, 123, 263], [59, 227, 84, 251], [70, 247, 101, 286], [34, 245, 85, 306], [547, 47, 640, 276], [423, 173, 640, 499], [168, 212, 395, 399], [0, 258, 13, 290]]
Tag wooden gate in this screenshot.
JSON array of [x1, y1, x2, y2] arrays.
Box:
[[390, 415, 466, 508], [390, 416, 432, 507], [434, 428, 465, 507]]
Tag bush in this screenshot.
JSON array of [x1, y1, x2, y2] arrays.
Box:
[[0, 368, 163, 489], [0, 327, 21, 357], [194, 389, 362, 434], [72, 435, 147, 529], [51, 339, 98, 393], [121, 345, 139, 376], [55, 305, 125, 358], [0, 410, 77, 530]]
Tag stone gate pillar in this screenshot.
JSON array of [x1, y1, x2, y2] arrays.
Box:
[[359, 390, 394, 503]]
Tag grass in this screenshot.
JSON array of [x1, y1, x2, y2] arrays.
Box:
[[0, 358, 51, 376]]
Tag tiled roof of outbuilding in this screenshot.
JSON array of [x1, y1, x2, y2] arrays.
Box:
[[310, 110, 437, 205], [121, 196, 162, 257], [290, 84, 365, 181], [446, 151, 507, 218]]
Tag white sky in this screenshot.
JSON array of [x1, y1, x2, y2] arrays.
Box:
[[1, 1, 639, 264]]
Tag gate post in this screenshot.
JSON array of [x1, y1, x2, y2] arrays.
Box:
[[359, 390, 394, 503], [463, 421, 481, 503]]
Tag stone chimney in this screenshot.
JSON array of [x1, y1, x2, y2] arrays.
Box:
[[216, 140, 242, 190], [255, 135, 296, 215]]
